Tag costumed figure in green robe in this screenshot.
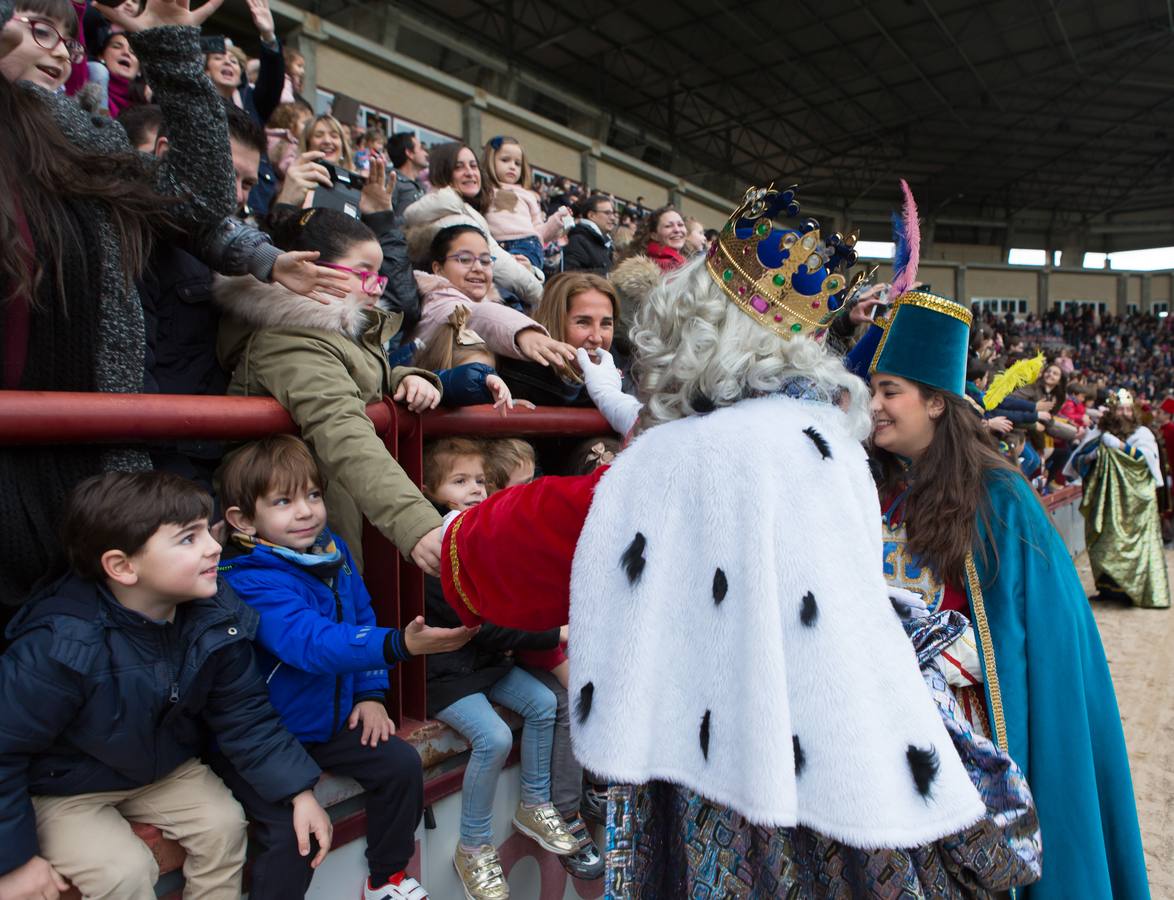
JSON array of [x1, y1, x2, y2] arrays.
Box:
[[1065, 390, 1171, 609], [857, 287, 1151, 900]]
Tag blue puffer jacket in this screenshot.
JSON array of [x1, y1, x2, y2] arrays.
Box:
[[219, 530, 411, 743], [0, 573, 320, 877]]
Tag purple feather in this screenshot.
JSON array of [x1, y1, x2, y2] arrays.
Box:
[[890, 179, 920, 296]]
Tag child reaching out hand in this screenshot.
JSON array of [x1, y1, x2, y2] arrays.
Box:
[[216, 435, 476, 900], [415, 307, 532, 415]]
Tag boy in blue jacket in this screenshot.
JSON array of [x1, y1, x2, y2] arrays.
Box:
[[0, 472, 331, 900], [217, 435, 476, 900]]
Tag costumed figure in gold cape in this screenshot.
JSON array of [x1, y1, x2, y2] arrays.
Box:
[[1066, 389, 1171, 609]]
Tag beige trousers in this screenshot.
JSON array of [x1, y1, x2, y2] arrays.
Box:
[[33, 758, 247, 900]]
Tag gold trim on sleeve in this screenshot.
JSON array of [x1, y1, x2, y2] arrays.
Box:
[[447, 511, 479, 618], [966, 551, 1008, 752]]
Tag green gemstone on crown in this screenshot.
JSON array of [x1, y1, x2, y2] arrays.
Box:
[[772, 274, 785, 287], [756, 222, 770, 236], [791, 323, 803, 333], [722, 269, 733, 282]]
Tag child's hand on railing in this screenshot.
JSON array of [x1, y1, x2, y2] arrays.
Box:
[[486, 375, 536, 417]]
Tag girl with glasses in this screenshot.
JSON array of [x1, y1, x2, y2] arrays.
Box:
[[0, 0, 82, 91], [214, 207, 449, 580], [412, 224, 577, 373]]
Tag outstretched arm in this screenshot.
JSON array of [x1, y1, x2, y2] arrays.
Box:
[[442, 467, 607, 630]]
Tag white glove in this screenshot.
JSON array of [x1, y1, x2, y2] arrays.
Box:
[[576, 347, 642, 436]]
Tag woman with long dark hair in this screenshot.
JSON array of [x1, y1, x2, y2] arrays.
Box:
[[615, 205, 687, 272], [402, 141, 544, 310], [0, 0, 234, 606], [867, 291, 1149, 899]]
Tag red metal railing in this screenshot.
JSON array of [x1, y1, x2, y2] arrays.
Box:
[[0, 390, 611, 723]]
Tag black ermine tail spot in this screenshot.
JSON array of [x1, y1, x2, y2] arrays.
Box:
[[803, 426, 832, 460], [907, 745, 940, 798], [890, 595, 907, 618], [621, 533, 646, 585], [576, 682, 594, 724], [699, 710, 712, 761], [800, 591, 818, 626], [712, 568, 728, 605], [691, 392, 716, 414], [793, 735, 806, 776]]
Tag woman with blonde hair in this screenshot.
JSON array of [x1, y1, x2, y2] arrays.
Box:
[[298, 112, 353, 169]]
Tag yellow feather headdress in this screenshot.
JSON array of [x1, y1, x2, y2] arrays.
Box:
[[983, 352, 1045, 411]]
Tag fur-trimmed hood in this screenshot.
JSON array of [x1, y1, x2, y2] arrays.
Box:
[[609, 255, 663, 357], [212, 274, 377, 341], [609, 255, 663, 317]]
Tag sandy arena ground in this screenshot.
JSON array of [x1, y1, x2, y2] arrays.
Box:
[[1079, 548, 1173, 898]]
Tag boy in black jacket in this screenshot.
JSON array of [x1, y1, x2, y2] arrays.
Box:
[[0, 472, 331, 900]]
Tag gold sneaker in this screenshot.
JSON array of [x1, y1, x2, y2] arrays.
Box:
[[453, 844, 509, 900], [511, 802, 578, 855]]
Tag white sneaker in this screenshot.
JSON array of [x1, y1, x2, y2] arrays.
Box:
[[362, 874, 429, 899]]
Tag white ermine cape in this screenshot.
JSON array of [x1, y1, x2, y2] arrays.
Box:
[[567, 395, 985, 847]]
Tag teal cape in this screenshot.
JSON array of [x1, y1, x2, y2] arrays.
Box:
[[969, 469, 1149, 899]]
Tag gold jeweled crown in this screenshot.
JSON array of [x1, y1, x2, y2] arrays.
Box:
[[706, 185, 863, 341]]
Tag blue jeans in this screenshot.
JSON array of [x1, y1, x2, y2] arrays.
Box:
[[435, 666, 557, 847], [500, 235, 545, 269]]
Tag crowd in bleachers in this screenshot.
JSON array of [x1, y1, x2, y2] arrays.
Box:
[[1, 0, 1172, 897]]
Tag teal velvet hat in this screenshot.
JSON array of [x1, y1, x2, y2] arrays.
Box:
[[869, 291, 972, 397]]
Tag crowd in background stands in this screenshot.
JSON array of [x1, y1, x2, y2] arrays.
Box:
[[968, 306, 1173, 497], [977, 307, 1174, 402]]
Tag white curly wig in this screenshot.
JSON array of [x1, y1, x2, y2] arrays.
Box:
[[631, 256, 872, 441]]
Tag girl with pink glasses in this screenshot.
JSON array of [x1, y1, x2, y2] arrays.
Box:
[[214, 207, 451, 577]]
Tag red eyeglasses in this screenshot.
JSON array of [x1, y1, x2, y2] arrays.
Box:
[[15, 16, 84, 65], [319, 264, 388, 295]]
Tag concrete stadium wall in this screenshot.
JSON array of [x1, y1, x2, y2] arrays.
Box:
[[273, 0, 734, 223], [594, 161, 668, 209], [315, 44, 463, 137], [1051, 271, 1117, 304], [969, 267, 1040, 306]]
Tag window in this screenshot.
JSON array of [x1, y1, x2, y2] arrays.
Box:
[[855, 241, 894, 260], [1008, 248, 1046, 266], [358, 105, 392, 137], [391, 117, 459, 149], [1055, 300, 1109, 316], [1083, 248, 1174, 271], [1127, 302, 1140, 314], [1082, 252, 1108, 269], [972, 297, 1028, 318], [1154, 302, 1169, 318]]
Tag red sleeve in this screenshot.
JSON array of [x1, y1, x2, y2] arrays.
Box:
[[442, 467, 607, 631]]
